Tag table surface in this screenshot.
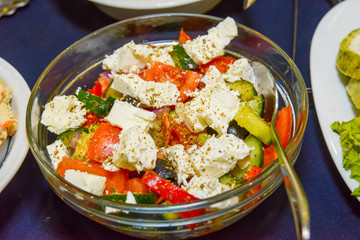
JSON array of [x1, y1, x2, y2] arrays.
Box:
[[1, 0, 359, 239]]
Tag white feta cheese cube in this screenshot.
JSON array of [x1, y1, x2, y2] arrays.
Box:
[[183, 17, 238, 65], [64, 169, 106, 196], [175, 98, 208, 133], [41, 95, 86, 135], [105, 207, 120, 214], [102, 41, 147, 74], [105, 100, 156, 131], [102, 41, 175, 74], [176, 82, 239, 135], [163, 144, 196, 185], [112, 73, 180, 108], [102, 159, 120, 172], [112, 126, 157, 172], [132, 44, 175, 66], [201, 84, 240, 135], [182, 176, 238, 209], [125, 191, 137, 204], [190, 134, 250, 178], [46, 139, 70, 170], [200, 65, 224, 85], [222, 58, 255, 83]]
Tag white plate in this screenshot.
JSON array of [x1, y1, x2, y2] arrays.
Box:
[[310, 0, 360, 200], [0, 57, 30, 193]]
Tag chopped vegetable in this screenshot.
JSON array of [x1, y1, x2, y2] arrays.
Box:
[[127, 178, 151, 194], [139, 61, 201, 102], [85, 122, 122, 163], [141, 170, 203, 218], [102, 193, 156, 204], [263, 105, 292, 167], [234, 104, 272, 146], [153, 158, 178, 184], [230, 134, 264, 180], [228, 79, 258, 101], [178, 28, 191, 44], [57, 156, 128, 194], [171, 44, 198, 70], [74, 88, 115, 117], [142, 170, 198, 203], [87, 81, 102, 97], [197, 56, 236, 74]]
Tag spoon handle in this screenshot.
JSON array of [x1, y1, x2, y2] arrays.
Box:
[[271, 119, 310, 240]]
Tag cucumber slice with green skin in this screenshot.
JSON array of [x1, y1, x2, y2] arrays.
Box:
[[104, 81, 142, 107], [230, 134, 264, 180], [234, 103, 272, 146], [71, 124, 99, 160], [102, 193, 157, 204], [162, 201, 181, 220], [104, 80, 123, 99], [246, 94, 264, 117], [57, 127, 83, 152], [219, 173, 242, 188], [228, 80, 258, 101], [170, 44, 198, 70]]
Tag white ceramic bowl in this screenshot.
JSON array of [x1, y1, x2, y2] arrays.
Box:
[[0, 57, 30, 193], [88, 0, 222, 20]]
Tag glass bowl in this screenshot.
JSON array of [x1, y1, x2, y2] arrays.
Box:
[[26, 13, 308, 239]]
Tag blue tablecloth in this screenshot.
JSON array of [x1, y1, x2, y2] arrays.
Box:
[[0, 0, 359, 239]]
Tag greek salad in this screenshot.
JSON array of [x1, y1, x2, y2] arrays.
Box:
[[41, 17, 292, 211]]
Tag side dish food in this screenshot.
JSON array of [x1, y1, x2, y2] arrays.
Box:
[[41, 17, 292, 211], [0, 80, 17, 148], [332, 28, 360, 196]]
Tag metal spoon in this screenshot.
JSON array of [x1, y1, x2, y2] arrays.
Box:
[[253, 62, 310, 240], [243, 0, 256, 10]]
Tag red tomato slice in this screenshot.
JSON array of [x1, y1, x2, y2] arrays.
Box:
[[161, 112, 198, 147], [87, 81, 102, 97], [179, 28, 191, 44], [82, 112, 104, 127], [243, 166, 263, 181], [140, 62, 182, 83], [98, 76, 111, 95], [85, 122, 122, 163], [104, 169, 129, 195], [57, 156, 108, 177], [56, 157, 129, 195], [127, 177, 151, 194], [197, 56, 236, 74], [139, 61, 201, 102], [177, 70, 201, 102]]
